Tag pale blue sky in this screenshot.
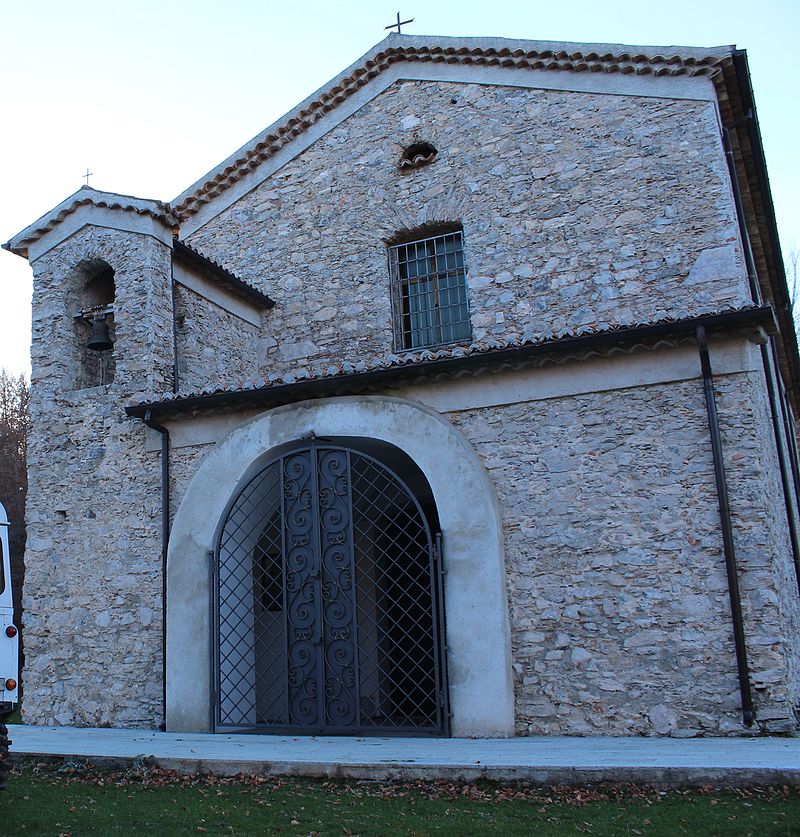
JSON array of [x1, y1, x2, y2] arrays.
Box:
[[1, 0, 798, 374]]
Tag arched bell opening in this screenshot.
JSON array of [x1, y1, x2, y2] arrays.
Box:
[[214, 436, 449, 736], [72, 259, 116, 388]]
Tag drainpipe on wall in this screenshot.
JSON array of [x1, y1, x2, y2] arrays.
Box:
[[722, 117, 800, 596], [696, 326, 755, 728], [761, 341, 800, 596], [143, 409, 170, 731], [773, 349, 800, 506], [170, 250, 180, 395]]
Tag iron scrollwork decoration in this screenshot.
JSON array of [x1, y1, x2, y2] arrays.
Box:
[[318, 449, 358, 727], [283, 451, 320, 726], [216, 443, 449, 735]]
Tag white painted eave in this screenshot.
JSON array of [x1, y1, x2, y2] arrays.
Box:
[[175, 32, 734, 210], [173, 32, 734, 233], [3, 186, 177, 261]]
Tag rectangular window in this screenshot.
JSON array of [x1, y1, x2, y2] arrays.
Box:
[[389, 230, 471, 351]]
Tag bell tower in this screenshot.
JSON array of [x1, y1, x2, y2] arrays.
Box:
[[3, 187, 178, 727], [6, 187, 178, 400]]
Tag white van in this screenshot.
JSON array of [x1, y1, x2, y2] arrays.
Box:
[[0, 501, 19, 714]]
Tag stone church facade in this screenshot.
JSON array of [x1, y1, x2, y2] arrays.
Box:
[[6, 34, 800, 737]]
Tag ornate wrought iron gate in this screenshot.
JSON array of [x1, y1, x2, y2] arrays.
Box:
[[214, 443, 449, 735]]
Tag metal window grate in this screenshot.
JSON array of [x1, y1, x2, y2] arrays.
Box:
[[389, 230, 471, 351], [215, 444, 449, 736]]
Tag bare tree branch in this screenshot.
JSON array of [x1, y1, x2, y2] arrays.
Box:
[[0, 369, 28, 627], [787, 248, 800, 331]]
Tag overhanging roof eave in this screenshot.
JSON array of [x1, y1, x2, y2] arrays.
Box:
[[723, 50, 800, 413], [126, 305, 775, 421]]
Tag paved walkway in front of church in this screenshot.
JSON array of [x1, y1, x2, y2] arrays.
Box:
[[8, 725, 800, 786]]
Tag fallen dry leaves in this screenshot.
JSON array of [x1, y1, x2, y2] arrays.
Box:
[[9, 761, 799, 808]]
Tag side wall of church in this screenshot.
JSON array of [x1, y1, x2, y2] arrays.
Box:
[[447, 366, 799, 736], [21, 224, 171, 727], [187, 79, 750, 379], [729, 364, 800, 729]]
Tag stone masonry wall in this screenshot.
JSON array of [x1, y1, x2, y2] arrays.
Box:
[[23, 397, 163, 726], [188, 80, 749, 377], [22, 224, 173, 727], [447, 368, 799, 736], [173, 284, 260, 394], [720, 362, 800, 729], [158, 357, 800, 736], [169, 442, 214, 528], [20, 76, 797, 735]]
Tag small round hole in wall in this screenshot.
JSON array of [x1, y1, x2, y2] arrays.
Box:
[[398, 141, 438, 171]]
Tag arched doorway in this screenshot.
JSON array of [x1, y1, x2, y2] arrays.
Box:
[[214, 440, 449, 735], [167, 396, 513, 738]]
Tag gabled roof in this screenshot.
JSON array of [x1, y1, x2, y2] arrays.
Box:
[[2, 187, 273, 311], [3, 186, 178, 259], [173, 240, 275, 310], [169, 32, 799, 413], [173, 33, 733, 224], [4, 33, 796, 413]]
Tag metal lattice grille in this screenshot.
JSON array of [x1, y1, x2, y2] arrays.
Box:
[[215, 444, 448, 735], [389, 230, 471, 351]]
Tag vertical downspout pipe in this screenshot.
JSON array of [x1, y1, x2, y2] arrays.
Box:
[[143, 410, 170, 731], [696, 326, 754, 727], [761, 343, 800, 596], [774, 357, 800, 506], [721, 122, 800, 595], [170, 254, 180, 395]]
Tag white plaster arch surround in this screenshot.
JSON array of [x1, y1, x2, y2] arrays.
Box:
[[167, 395, 514, 737]]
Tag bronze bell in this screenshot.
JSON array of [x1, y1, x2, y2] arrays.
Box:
[[87, 315, 113, 352]]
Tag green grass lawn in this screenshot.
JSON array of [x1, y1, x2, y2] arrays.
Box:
[[2, 764, 799, 836]]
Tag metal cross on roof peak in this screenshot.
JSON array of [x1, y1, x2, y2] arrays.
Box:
[[385, 11, 414, 34], [83, 168, 93, 186]]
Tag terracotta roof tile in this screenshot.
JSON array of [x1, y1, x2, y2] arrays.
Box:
[[130, 303, 768, 410], [4, 187, 178, 257], [173, 34, 731, 220]]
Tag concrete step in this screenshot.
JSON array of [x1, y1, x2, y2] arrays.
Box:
[[8, 725, 800, 786]]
